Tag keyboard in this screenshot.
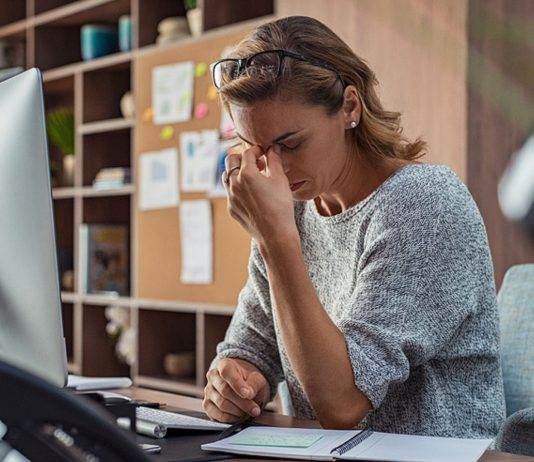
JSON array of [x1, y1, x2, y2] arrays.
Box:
[[136, 406, 230, 433]]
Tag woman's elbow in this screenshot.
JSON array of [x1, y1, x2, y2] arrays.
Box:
[[316, 403, 371, 430]]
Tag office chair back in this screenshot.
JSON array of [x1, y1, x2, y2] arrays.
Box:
[[495, 407, 534, 456], [498, 264, 534, 416], [495, 264, 534, 457]]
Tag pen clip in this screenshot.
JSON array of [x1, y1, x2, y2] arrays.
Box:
[[217, 419, 268, 441], [217, 421, 248, 440]]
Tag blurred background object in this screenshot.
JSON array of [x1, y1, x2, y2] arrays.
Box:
[[499, 134, 534, 235]]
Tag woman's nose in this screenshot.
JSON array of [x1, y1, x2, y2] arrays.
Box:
[[267, 145, 290, 174]]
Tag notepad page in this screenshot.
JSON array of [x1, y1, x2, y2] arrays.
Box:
[[202, 426, 360, 460], [342, 432, 492, 462]]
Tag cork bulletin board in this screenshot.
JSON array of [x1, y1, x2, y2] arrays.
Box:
[[134, 26, 254, 305]]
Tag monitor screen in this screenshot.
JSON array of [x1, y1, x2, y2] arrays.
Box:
[[0, 68, 68, 387]]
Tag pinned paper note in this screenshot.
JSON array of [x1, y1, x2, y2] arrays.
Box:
[[180, 130, 220, 192], [160, 125, 175, 140], [194, 103, 209, 119], [139, 148, 179, 210], [195, 62, 208, 77], [180, 200, 212, 284], [209, 139, 235, 198], [152, 61, 194, 124]]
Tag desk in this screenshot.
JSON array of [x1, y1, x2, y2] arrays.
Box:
[[118, 387, 534, 462]]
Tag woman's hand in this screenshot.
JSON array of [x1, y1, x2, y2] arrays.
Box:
[[203, 357, 270, 423], [224, 145, 297, 245]]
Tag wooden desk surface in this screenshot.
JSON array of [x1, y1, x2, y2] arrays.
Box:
[[119, 387, 534, 462]]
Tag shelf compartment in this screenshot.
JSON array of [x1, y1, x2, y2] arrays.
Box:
[[33, 0, 130, 71], [0, 0, 26, 28], [82, 129, 131, 187], [62, 302, 75, 363], [81, 303, 130, 377], [83, 194, 131, 224], [135, 375, 202, 397], [43, 75, 75, 187], [202, 0, 273, 32], [137, 309, 197, 383], [137, 0, 186, 48], [83, 63, 130, 123], [202, 313, 232, 386], [54, 197, 75, 291]]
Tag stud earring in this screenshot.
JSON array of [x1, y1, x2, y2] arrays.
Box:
[[350, 121, 358, 129]]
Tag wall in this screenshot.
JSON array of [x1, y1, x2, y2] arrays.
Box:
[[467, 0, 534, 286], [276, 0, 468, 178], [276, 0, 534, 286]]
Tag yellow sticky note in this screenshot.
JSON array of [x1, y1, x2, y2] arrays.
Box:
[[195, 62, 208, 78], [207, 86, 218, 100], [160, 126, 174, 140], [143, 107, 153, 123]]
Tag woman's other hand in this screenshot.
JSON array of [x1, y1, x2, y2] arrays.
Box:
[[203, 357, 270, 423]]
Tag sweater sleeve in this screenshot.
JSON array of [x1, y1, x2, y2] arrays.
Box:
[[340, 189, 495, 410], [216, 241, 284, 400]]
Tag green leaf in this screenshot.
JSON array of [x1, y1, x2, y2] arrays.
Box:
[[46, 108, 75, 156], [184, 0, 197, 10]]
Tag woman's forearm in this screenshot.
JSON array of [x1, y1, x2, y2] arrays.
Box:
[[258, 235, 371, 428]]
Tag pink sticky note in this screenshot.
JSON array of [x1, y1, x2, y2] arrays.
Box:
[[195, 103, 209, 119]]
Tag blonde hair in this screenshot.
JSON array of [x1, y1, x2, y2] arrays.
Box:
[[218, 16, 426, 162]]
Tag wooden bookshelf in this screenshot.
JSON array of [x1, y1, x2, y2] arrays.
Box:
[[1, 0, 273, 397]]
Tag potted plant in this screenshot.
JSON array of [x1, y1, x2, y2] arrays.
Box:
[[184, 0, 202, 37], [46, 108, 75, 186]]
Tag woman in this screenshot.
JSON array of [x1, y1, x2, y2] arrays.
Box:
[[202, 16, 505, 438]]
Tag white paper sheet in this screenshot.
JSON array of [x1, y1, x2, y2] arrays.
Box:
[[179, 200, 213, 284], [179, 130, 220, 192], [139, 148, 179, 210], [152, 61, 194, 124], [209, 138, 236, 198]]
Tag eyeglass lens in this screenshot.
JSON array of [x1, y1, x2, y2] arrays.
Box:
[[246, 52, 280, 80], [214, 52, 281, 88]]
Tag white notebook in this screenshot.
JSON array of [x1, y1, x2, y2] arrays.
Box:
[[201, 426, 492, 462]]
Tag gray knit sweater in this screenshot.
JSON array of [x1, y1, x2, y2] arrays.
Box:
[[217, 164, 506, 438]]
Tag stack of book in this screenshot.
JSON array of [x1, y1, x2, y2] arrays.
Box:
[[92, 167, 131, 190]]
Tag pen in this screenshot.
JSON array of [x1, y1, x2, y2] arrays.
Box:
[[117, 417, 167, 438], [130, 400, 161, 408]]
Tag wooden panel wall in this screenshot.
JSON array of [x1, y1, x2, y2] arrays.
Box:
[[276, 0, 468, 178], [277, 0, 534, 286], [467, 0, 534, 286]]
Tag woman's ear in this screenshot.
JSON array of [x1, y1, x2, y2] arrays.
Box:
[[343, 85, 361, 129]]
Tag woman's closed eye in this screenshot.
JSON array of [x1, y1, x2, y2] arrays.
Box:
[[278, 141, 301, 152]]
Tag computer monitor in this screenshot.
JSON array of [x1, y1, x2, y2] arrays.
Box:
[[0, 68, 68, 387]]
